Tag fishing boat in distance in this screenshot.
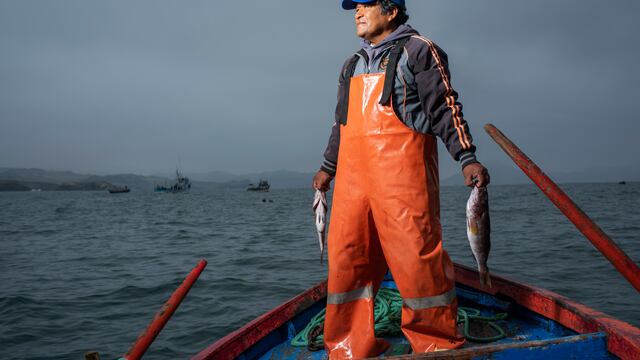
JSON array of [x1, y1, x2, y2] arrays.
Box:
[[154, 170, 191, 193], [247, 179, 270, 192], [108, 186, 130, 194]]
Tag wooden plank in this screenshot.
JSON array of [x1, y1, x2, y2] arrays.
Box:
[[484, 123, 640, 293], [375, 333, 610, 359], [454, 264, 640, 360], [124, 259, 207, 360]]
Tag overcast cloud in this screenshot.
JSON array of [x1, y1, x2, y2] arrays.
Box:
[[1, 1, 639, 179]]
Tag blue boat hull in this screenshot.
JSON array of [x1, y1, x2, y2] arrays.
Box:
[[247, 284, 614, 359], [193, 264, 640, 360]]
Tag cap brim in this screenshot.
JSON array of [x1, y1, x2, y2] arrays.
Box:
[[342, 0, 376, 10]]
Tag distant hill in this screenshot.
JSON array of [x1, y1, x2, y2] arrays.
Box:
[[0, 168, 161, 192], [191, 169, 314, 189], [0, 180, 32, 191], [0, 167, 314, 192], [0, 179, 113, 191], [83, 174, 167, 191], [189, 170, 243, 183], [0, 167, 88, 184], [2, 165, 635, 192], [54, 181, 113, 191]]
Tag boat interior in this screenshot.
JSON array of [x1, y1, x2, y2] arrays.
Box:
[[244, 273, 616, 360]]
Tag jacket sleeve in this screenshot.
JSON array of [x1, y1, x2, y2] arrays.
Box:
[[320, 57, 352, 176], [321, 121, 339, 175], [409, 39, 478, 168]]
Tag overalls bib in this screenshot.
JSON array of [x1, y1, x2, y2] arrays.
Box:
[[324, 62, 465, 358]]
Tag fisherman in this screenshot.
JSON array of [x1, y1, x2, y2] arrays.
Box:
[[312, 0, 490, 357]]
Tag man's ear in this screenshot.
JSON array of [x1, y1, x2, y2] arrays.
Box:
[[388, 7, 398, 22]]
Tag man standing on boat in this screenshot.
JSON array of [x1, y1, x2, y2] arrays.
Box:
[[312, 0, 490, 357]]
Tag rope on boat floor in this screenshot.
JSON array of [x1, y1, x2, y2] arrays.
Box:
[[291, 287, 507, 351]]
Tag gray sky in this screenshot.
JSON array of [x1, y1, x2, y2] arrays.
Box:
[[1, 1, 639, 179]]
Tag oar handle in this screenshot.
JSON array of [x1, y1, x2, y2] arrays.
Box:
[[484, 124, 640, 292], [121, 259, 208, 360]]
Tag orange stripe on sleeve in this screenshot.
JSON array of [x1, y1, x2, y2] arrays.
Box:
[[413, 36, 471, 150]]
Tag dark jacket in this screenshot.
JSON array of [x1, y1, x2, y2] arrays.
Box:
[[321, 25, 478, 176]]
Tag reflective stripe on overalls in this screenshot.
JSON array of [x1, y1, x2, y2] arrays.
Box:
[[323, 49, 465, 359]]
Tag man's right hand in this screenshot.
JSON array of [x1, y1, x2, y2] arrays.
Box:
[[313, 170, 334, 192]]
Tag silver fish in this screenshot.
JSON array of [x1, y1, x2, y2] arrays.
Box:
[[466, 186, 492, 287], [312, 190, 327, 264]]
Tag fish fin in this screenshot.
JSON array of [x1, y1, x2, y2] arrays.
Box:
[[320, 236, 325, 265], [467, 217, 479, 235]]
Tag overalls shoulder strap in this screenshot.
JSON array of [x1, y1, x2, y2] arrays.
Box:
[[379, 37, 410, 105], [338, 49, 368, 125]]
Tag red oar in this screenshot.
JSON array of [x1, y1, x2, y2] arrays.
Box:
[[484, 124, 640, 292], [121, 259, 208, 360]]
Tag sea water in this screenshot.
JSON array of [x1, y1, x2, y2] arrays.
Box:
[[0, 182, 638, 359]]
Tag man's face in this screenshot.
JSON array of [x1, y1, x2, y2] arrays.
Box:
[[355, 3, 395, 44]]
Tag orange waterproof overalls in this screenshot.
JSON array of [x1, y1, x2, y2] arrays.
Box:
[[324, 69, 465, 358]]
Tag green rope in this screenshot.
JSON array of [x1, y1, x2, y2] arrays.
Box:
[[457, 306, 508, 343], [291, 287, 507, 349], [290, 307, 325, 347]]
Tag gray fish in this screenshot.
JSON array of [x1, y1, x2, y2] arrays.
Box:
[[466, 186, 492, 287], [312, 190, 327, 264]]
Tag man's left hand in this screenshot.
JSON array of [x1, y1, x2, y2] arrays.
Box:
[[463, 163, 490, 187]]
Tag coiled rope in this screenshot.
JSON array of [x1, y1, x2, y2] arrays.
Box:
[[291, 287, 507, 350]]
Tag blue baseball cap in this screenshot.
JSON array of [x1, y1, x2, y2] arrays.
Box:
[[342, 0, 405, 10]]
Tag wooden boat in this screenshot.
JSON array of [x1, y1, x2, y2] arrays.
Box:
[[108, 186, 130, 194], [189, 124, 640, 359], [113, 125, 639, 360], [247, 179, 270, 192], [155, 170, 192, 193], [192, 263, 640, 360]]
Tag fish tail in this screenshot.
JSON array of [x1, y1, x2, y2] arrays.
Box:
[[479, 269, 492, 288], [318, 232, 325, 265]]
